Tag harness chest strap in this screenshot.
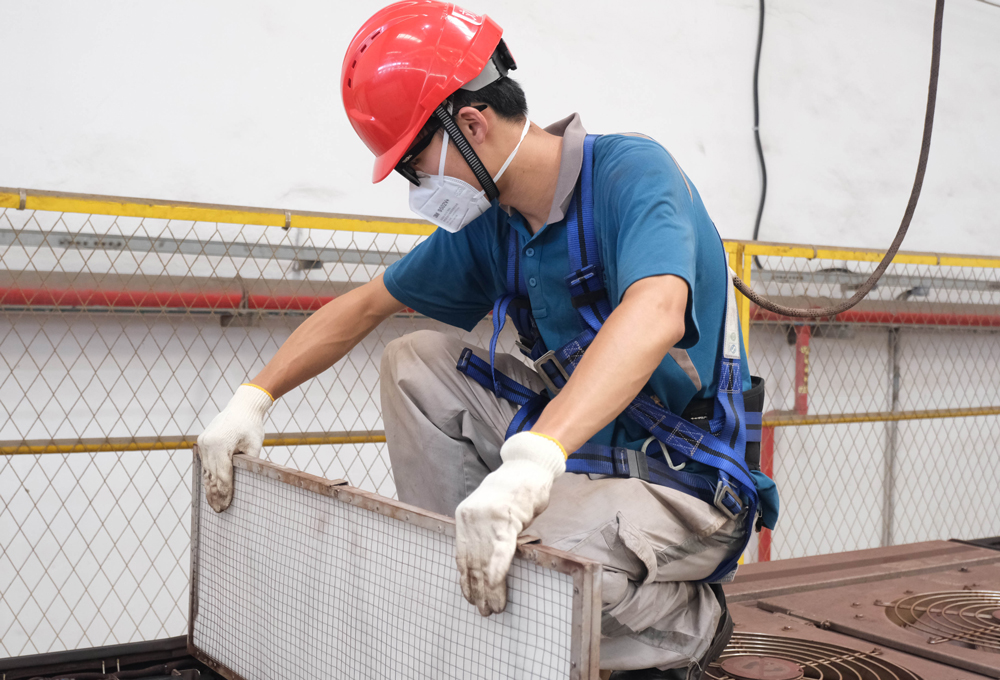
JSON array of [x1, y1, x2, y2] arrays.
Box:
[[457, 134, 763, 583]]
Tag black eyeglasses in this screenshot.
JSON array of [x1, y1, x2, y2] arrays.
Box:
[[394, 104, 487, 186]]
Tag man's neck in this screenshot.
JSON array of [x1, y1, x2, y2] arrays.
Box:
[[496, 125, 563, 234]]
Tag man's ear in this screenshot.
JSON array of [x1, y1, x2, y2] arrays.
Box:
[[456, 105, 489, 145]]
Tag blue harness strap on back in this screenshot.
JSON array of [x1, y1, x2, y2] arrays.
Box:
[[456, 134, 760, 583]]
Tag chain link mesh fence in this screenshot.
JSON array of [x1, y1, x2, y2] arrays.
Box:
[[742, 249, 1000, 564], [1, 193, 997, 659]]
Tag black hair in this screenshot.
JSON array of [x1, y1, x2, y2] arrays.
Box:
[[447, 76, 528, 122]]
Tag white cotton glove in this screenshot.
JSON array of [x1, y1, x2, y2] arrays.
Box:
[[455, 431, 567, 616], [195, 384, 273, 513]]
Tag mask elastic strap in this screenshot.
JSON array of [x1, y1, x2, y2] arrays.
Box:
[[492, 117, 531, 184], [433, 104, 499, 201], [437, 130, 450, 176]]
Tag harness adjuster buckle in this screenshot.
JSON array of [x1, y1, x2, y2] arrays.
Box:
[[714, 480, 743, 521], [610, 447, 649, 481], [625, 448, 649, 481], [567, 263, 601, 288], [456, 347, 473, 372], [515, 336, 533, 356], [533, 350, 570, 395]]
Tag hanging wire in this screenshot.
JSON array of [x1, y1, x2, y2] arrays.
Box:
[[751, 0, 767, 271], [734, 0, 945, 318]]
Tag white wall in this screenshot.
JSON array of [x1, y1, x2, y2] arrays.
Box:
[[2, 0, 1000, 659], [2, 0, 999, 255]]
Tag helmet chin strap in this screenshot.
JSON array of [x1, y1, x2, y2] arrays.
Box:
[[433, 104, 500, 201]]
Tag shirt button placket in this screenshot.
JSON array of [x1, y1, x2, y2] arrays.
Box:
[[524, 245, 538, 287]]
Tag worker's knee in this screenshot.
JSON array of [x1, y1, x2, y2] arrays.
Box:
[[601, 570, 630, 613], [598, 578, 722, 671], [380, 329, 461, 379]]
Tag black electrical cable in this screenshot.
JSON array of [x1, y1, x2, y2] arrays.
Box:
[[751, 0, 767, 270], [735, 0, 945, 318]]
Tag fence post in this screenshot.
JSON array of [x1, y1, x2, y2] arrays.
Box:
[[729, 244, 754, 565], [730, 244, 751, 356]]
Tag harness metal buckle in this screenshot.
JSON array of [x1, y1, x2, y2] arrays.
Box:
[[625, 448, 649, 481], [515, 337, 533, 356], [713, 480, 743, 521], [533, 350, 570, 395], [567, 264, 601, 288], [456, 347, 473, 372], [641, 436, 686, 471]]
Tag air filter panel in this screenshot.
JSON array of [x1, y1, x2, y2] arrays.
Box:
[[188, 454, 601, 680]]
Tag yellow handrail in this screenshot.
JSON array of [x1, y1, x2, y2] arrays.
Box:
[[762, 405, 1000, 428], [4, 186, 999, 267], [0, 432, 387, 456], [4, 406, 1000, 455], [0, 187, 435, 236]]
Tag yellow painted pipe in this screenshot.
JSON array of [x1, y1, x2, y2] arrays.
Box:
[[4, 406, 1000, 456], [0, 187, 434, 236], [762, 405, 1000, 428], [0, 432, 387, 456], [4, 187, 1000, 268]]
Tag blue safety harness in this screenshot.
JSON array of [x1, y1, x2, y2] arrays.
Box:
[[456, 135, 762, 583]]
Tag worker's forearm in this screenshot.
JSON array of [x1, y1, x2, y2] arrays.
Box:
[[531, 276, 687, 454], [251, 276, 403, 399]]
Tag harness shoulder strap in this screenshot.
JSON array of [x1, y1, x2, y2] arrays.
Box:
[[565, 135, 614, 334], [456, 132, 762, 583]]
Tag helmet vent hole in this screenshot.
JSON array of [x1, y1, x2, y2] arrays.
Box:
[[360, 44, 367, 53], [351, 60, 356, 68], [347, 78, 352, 88]]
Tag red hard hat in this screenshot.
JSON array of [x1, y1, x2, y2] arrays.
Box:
[[342, 1, 505, 183]]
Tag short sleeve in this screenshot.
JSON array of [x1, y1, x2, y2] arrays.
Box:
[[383, 215, 502, 332], [598, 136, 701, 349]]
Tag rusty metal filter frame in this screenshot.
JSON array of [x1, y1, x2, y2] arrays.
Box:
[[187, 454, 602, 680]]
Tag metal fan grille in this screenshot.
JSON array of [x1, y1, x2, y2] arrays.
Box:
[[884, 590, 1000, 651], [706, 632, 923, 680]]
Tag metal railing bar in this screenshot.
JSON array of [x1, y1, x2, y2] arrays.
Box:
[[762, 405, 1000, 427], [2, 187, 999, 268], [0, 228, 404, 267], [754, 268, 1000, 294], [5, 406, 999, 455], [0, 431, 388, 455], [0, 186, 434, 236]]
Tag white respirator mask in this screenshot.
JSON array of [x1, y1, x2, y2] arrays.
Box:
[[408, 116, 530, 233]]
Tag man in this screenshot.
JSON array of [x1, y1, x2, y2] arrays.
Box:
[[197, 2, 778, 677]]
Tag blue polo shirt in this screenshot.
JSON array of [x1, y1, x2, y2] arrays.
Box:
[[385, 114, 777, 525]]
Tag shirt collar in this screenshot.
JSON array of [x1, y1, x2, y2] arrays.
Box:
[[499, 113, 587, 225]]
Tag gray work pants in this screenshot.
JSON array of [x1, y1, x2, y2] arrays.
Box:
[[380, 330, 744, 672]]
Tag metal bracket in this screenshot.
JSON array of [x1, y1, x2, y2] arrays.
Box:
[[533, 350, 570, 395], [714, 480, 743, 520], [220, 277, 262, 327], [641, 436, 686, 471], [624, 448, 649, 481]]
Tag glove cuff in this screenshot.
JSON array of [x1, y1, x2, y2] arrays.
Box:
[[231, 383, 274, 419], [499, 431, 567, 478]]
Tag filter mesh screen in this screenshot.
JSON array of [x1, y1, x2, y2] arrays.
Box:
[[190, 460, 580, 680]]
